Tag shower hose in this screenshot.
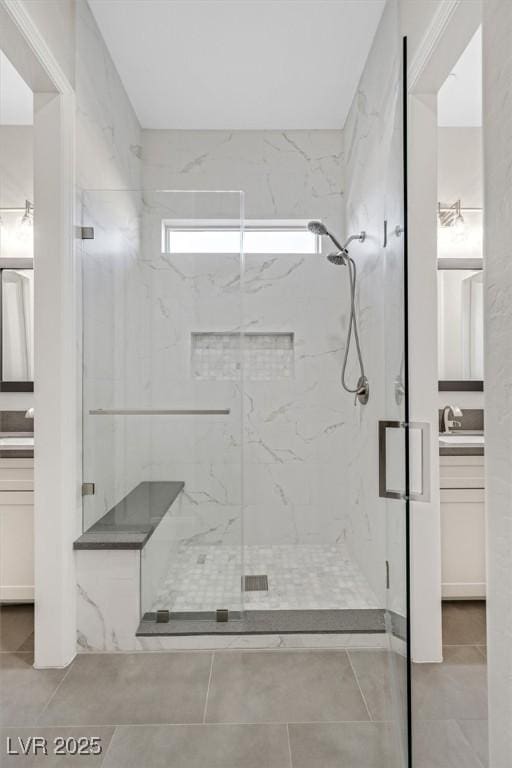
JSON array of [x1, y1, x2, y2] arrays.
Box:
[[341, 256, 366, 398]]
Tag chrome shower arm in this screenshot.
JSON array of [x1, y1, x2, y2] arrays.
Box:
[[325, 231, 346, 253], [342, 231, 366, 250]]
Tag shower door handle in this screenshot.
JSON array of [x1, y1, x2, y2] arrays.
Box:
[[379, 420, 430, 502]]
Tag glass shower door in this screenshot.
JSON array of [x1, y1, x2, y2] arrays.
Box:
[[81, 189, 245, 620], [379, 22, 414, 768], [343, 1, 414, 765]]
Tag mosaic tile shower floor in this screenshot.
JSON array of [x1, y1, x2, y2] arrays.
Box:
[[151, 544, 379, 613]]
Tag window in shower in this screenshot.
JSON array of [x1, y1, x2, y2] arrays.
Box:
[[163, 219, 319, 254]]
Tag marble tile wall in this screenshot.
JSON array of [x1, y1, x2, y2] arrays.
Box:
[[139, 131, 350, 554], [75, 0, 146, 530], [343, 0, 405, 610], [137, 193, 245, 559], [75, 0, 141, 194], [483, 1, 512, 764], [142, 130, 344, 227], [76, 549, 140, 652]]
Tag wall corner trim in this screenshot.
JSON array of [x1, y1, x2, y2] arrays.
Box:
[[2, 0, 74, 96], [408, 0, 461, 91]]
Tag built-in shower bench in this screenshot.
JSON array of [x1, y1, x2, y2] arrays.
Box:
[[74, 480, 184, 652], [74, 481, 184, 550]]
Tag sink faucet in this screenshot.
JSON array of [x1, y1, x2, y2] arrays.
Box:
[[442, 405, 463, 434]]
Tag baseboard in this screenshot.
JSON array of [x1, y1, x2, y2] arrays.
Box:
[[0, 585, 34, 601]]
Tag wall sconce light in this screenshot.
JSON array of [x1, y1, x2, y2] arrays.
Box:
[[20, 199, 33, 227], [438, 199, 467, 242], [438, 199, 464, 228], [0, 200, 34, 249]]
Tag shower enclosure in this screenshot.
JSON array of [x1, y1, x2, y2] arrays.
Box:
[[81, 186, 407, 623], [80, 4, 414, 765]]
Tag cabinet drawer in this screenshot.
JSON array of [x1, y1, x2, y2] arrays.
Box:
[[0, 477, 33, 491], [440, 456, 484, 488], [441, 488, 485, 504], [0, 460, 34, 491], [0, 459, 34, 470]]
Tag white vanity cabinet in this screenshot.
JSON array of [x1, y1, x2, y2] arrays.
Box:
[[440, 454, 486, 599], [0, 458, 34, 602]]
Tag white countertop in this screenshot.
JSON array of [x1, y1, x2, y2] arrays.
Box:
[[0, 436, 34, 450], [439, 434, 484, 448]]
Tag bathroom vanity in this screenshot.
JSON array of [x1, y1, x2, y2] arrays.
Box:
[[0, 414, 34, 602], [439, 430, 485, 599], [436, 249, 486, 600]]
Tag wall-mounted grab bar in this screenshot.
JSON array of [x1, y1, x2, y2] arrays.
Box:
[[89, 409, 231, 416]]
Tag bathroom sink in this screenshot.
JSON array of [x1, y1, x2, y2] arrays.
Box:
[[0, 436, 34, 449], [439, 434, 484, 447]]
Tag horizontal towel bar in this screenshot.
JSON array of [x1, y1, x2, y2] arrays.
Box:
[[89, 409, 231, 416]]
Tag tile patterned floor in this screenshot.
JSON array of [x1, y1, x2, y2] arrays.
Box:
[[0, 600, 488, 766], [151, 544, 380, 613], [411, 600, 488, 767]]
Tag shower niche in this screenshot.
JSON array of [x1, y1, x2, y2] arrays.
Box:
[[191, 332, 294, 381]]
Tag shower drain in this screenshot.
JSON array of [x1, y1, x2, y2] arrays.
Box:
[[243, 575, 269, 592]]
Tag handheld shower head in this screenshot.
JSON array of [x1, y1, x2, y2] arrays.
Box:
[[327, 251, 348, 266], [308, 221, 366, 258], [307, 220, 344, 252], [307, 220, 329, 236]]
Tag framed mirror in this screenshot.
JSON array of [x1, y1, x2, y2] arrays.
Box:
[[438, 257, 483, 391], [0, 259, 34, 392]]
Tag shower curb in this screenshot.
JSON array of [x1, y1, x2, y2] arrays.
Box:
[[136, 608, 386, 637]]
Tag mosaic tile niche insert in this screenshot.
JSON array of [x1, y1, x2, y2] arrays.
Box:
[[191, 332, 294, 381]]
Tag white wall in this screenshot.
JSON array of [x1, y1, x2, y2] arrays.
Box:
[[408, 92, 443, 663], [20, 0, 75, 87], [343, 0, 407, 611], [483, 1, 512, 765], [140, 130, 350, 556], [438, 127, 482, 207], [406, 0, 482, 665], [0, 126, 33, 207], [438, 127, 483, 260], [401, 0, 444, 62]]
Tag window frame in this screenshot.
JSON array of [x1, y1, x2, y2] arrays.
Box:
[[162, 219, 320, 255]]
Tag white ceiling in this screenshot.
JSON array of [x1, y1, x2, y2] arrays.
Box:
[[89, 0, 385, 130], [0, 51, 33, 125], [438, 27, 482, 128]]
